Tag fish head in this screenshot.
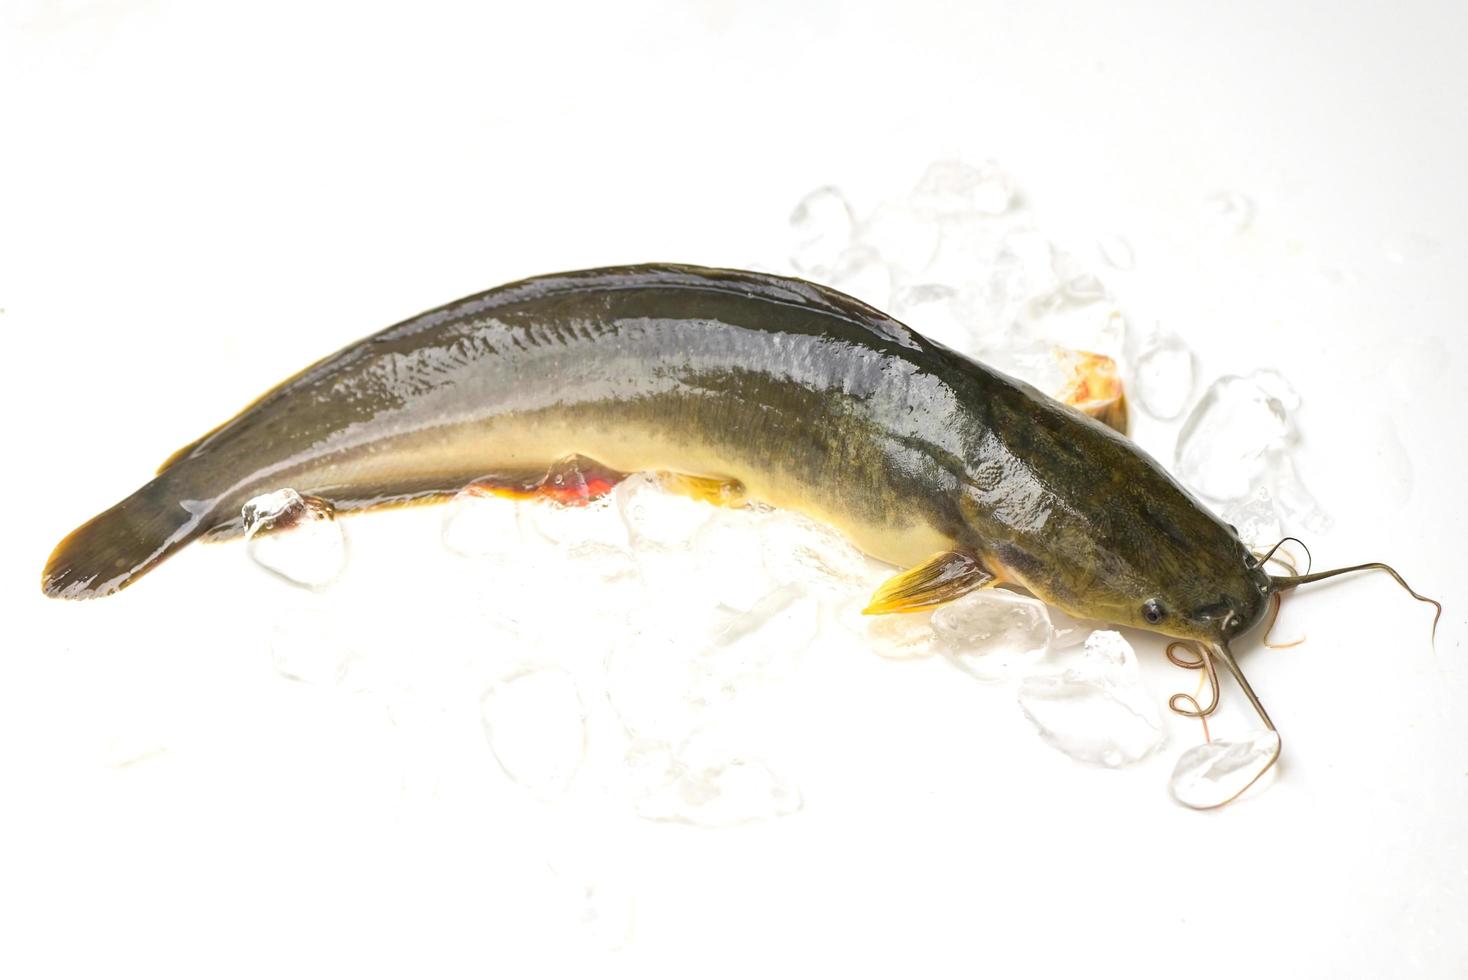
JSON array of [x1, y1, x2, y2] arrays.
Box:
[[956, 419, 1274, 644], [977, 497, 1274, 644]]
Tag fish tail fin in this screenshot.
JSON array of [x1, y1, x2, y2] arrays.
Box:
[[42, 472, 215, 599]]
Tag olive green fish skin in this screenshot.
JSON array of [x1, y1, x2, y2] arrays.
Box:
[[42, 264, 1270, 643]]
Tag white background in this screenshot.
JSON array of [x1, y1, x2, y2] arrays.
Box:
[[2, 1, 1465, 977]]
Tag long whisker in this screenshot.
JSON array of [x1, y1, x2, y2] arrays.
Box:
[[1166, 641, 1219, 742], [1258, 536, 1313, 575], [1261, 591, 1305, 649], [1270, 561, 1443, 643], [1177, 643, 1283, 811], [1212, 642, 1275, 734]]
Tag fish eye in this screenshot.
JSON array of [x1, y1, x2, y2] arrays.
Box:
[[1142, 599, 1165, 625]]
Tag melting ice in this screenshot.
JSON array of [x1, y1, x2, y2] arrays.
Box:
[[243, 488, 346, 588], [1169, 730, 1281, 808]]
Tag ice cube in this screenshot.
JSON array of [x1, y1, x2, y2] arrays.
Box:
[[1097, 234, 1136, 271], [604, 629, 702, 741], [243, 488, 346, 588], [480, 668, 587, 799], [1219, 484, 1282, 554], [924, 215, 1009, 303], [442, 486, 524, 560], [693, 585, 819, 705], [980, 338, 1071, 393], [609, 580, 815, 741], [1026, 301, 1127, 364], [1204, 191, 1255, 235], [615, 472, 713, 549], [1001, 229, 1062, 295], [629, 730, 801, 827], [759, 510, 871, 595], [1049, 246, 1109, 304], [1174, 372, 1298, 501], [933, 589, 1050, 682], [1169, 729, 1280, 808], [539, 542, 644, 618], [1047, 607, 1107, 650], [889, 283, 979, 353], [936, 226, 1057, 343], [522, 495, 629, 549], [1248, 369, 1302, 412], [270, 608, 357, 686], [1268, 454, 1334, 536], [851, 606, 937, 660], [1017, 631, 1165, 767], [911, 159, 1017, 216], [692, 516, 778, 613], [1133, 337, 1196, 420], [983, 341, 1125, 431], [858, 202, 941, 275], [789, 186, 855, 277], [1016, 241, 1124, 359]]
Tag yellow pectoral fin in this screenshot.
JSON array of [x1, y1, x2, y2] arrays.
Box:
[[863, 550, 997, 615], [1057, 350, 1129, 435], [1072, 391, 1129, 435]]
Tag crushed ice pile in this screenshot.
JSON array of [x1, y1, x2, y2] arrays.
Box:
[[240, 159, 1331, 933]]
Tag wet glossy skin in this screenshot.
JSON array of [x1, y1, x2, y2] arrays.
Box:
[[42, 264, 1271, 641]]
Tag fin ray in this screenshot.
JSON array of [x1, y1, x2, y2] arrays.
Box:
[[863, 550, 997, 614]]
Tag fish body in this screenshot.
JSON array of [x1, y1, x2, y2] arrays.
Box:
[[43, 264, 1268, 644]]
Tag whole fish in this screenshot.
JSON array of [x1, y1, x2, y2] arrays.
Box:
[[44, 263, 1254, 628], [43, 264, 1436, 805]]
